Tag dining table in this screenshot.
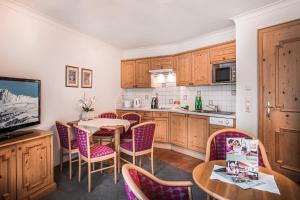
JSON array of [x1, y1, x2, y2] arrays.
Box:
[[193, 160, 300, 200], [67, 118, 136, 172]]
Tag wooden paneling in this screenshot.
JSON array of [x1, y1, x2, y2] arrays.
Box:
[[0, 146, 16, 200], [192, 49, 212, 85], [121, 60, 135, 88], [154, 118, 169, 143], [187, 115, 209, 153], [170, 113, 188, 148], [210, 41, 236, 64], [150, 56, 173, 70], [135, 59, 151, 88], [174, 53, 192, 86]]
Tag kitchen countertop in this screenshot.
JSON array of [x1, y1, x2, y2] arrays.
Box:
[[116, 107, 236, 119]]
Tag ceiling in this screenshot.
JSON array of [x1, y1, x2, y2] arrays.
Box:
[[14, 0, 280, 49]]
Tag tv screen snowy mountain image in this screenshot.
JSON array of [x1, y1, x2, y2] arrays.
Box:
[[0, 79, 40, 130]]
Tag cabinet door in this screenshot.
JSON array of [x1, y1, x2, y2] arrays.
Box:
[[209, 41, 236, 64], [192, 49, 212, 85], [170, 113, 187, 147], [187, 115, 209, 153], [154, 118, 169, 143], [17, 137, 52, 199], [151, 56, 173, 70], [175, 53, 192, 86], [135, 59, 151, 88], [0, 146, 16, 200], [121, 60, 136, 88]]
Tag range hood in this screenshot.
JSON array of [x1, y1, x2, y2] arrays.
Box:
[[149, 69, 176, 87]]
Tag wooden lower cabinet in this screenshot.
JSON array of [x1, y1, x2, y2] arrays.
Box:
[[0, 131, 56, 200], [187, 115, 209, 153], [170, 113, 188, 148], [154, 118, 169, 143]]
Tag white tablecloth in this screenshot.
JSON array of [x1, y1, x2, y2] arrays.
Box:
[[78, 118, 131, 134]]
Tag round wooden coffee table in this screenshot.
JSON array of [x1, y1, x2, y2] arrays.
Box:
[[192, 160, 300, 200]]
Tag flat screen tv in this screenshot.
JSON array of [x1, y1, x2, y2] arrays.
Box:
[[0, 77, 41, 138]]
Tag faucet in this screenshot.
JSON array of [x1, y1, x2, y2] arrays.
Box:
[[206, 104, 219, 112]]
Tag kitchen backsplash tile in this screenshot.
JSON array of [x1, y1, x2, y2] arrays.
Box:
[[117, 85, 236, 112]]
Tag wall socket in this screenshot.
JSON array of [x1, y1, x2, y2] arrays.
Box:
[[245, 98, 251, 112], [169, 99, 174, 104]]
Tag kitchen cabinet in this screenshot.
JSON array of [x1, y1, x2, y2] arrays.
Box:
[[135, 59, 151, 88], [170, 113, 188, 148], [192, 49, 212, 85], [210, 41, 236, 64], [174, 53, 192, 86], [150, 56, 173, 70], [187, 115, 209, 153], [121, 60, 135, 88], [154, 117, 169, 143]]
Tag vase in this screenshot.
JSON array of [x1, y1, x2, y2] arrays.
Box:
[[81, 111, 95, 121]]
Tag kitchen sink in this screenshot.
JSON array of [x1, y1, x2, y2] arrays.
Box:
[[192, 110, 234, 115]]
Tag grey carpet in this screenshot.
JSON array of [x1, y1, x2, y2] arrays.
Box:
[[42, 158, 206, 200]]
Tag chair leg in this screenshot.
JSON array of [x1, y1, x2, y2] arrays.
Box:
[[88, 162, 91, 192], [60, 148, 63, 172], [133, 155, 135, 165], [151, 150, 154, 175], [69, 152, 72, 180], [114, 153, 117, 184], [139, 156, 142, 167], [100, 161, 103, 174], [78, 156, 81, 182], [118, 152, 121, 173]]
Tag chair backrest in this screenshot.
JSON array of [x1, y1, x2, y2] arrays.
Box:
[[132, 122, 155, 152], [121, 112, 141, 124], [74, 125, 90, 158], [99, 112, 117, 119], [55, 121, 71, 149], [206, 128, 271, 170], [122, 164, 192, 200]]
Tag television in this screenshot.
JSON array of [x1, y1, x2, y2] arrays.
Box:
[[0, 77, 41, 140]]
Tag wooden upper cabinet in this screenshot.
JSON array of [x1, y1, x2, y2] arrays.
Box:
[[209, 41, 236, 64], [135, 59, 151, 88], [170, 113, 188, 148], [192, 49, 212, 85], [187, 115, 209, 153], [175, 53, 192, 86], [121, 60, 135, 88], [150, 56, 173, 70]]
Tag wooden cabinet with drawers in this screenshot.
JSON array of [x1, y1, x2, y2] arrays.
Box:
[[170, 113, 188, 148], [210, 41, 236, 64], [0, 130, 56, 200], [150, 56, 173, 70]]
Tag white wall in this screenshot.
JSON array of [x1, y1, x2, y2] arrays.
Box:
[[123, 26, 235, 59], [0, 1, 122, 165], [233, 0, 300, 135]]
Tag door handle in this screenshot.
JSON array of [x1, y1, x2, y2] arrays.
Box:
[[266, 100, 275, 118]]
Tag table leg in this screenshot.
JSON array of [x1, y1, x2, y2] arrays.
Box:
[[114, 128, 121, 173]]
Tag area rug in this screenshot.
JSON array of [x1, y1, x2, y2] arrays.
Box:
[[42, 158, 206, 200]]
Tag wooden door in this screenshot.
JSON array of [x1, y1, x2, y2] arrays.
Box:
[[17, 137, 52, 199], [170, 113, 187, 147], [0, 146, 16, 200], [135, 59, 151, 88], [121, 60, 135, 88], [259, 20, 300, 183], [192, 49, 212, 85], [174, 53, 192, 86], [154, 118, 169, 143], [210, 41, 236, 64], [187, 115, 209, 153], [151, 56, 173, 70]]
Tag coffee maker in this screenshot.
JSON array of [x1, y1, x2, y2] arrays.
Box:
[[151, 94, 158, 109]]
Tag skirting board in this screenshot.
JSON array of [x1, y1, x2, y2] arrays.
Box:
[[154, 142, 205, 160]]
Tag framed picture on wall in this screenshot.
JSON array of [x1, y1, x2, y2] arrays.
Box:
[[81, 68, 93, 88], [65, 65, 79, 87]]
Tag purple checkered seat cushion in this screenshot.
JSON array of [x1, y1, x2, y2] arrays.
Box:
[[121, 113, 141, 139], [74, 126, 114, 158], [120, 123, 155, 152], [124, 169, 190, 200], [94, 112, 118, 137], [209, 131, 265, 167], [56, 122, 78, 150]]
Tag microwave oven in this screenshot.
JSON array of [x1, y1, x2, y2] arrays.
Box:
[[212, 62, 236, 84]]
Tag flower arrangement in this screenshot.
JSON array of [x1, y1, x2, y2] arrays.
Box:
[[79, 93, 95, 112]]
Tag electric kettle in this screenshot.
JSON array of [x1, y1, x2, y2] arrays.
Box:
[[133, 98, 142, 108]]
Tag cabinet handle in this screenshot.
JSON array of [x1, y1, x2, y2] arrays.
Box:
[[11, 148, 15, 152], [18, 147, 22, 150]]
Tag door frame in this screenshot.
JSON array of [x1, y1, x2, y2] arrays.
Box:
[[258, 19, 300, 144]]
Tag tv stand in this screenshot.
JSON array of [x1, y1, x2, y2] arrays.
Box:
[[0, 130, 33, 142]]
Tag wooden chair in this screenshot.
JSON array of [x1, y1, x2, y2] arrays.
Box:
[[55, 121, 79, 180], [74, 125, 117, 192], [205, 128, 271, 170], [93, 112, 118, 144], [119, 122, 155, 174], [121, 112, 141, 140], [122, 164, 192, 200]]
